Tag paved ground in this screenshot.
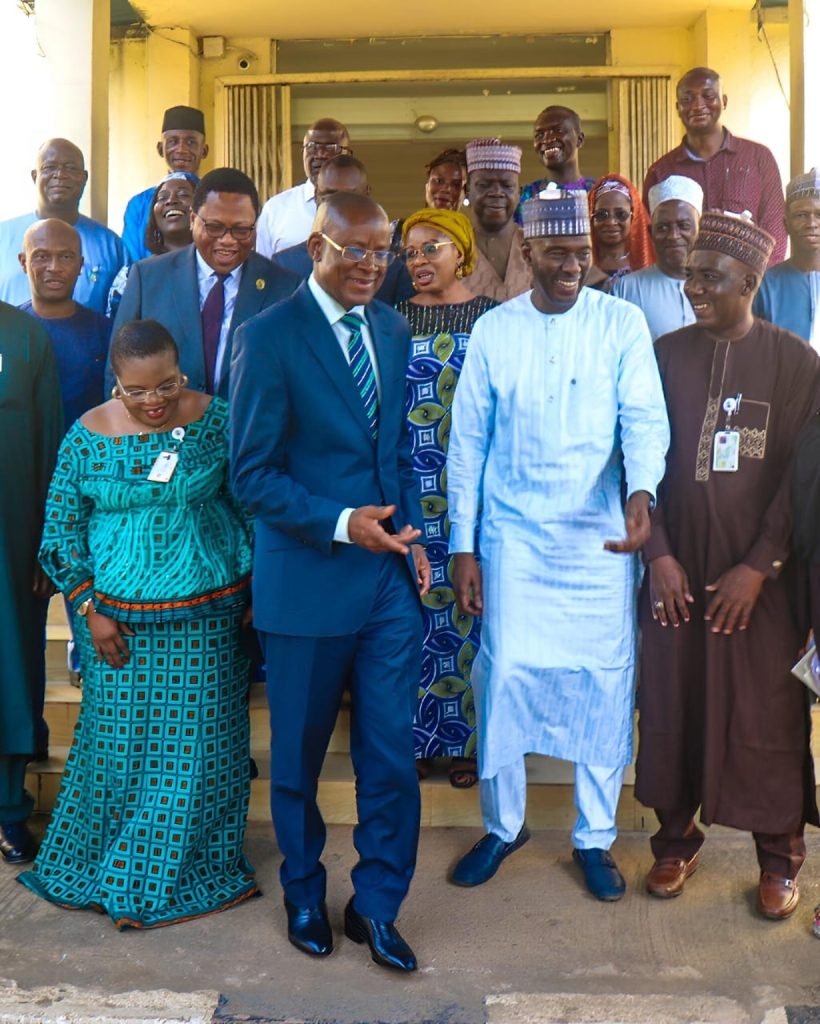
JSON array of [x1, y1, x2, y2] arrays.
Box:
[[3, 823, 820, 1023]]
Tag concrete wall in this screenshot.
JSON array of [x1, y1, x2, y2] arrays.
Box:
[[104, 14, 793, 232]]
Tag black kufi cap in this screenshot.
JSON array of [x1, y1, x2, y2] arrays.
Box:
[[162, 106, 205, 134]]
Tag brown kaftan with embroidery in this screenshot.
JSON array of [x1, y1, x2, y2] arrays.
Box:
[[636, 319, 820, 833]]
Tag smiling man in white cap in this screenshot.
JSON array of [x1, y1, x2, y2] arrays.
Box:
[[446, 189, 669, 901], [611, 175, 703, 340]]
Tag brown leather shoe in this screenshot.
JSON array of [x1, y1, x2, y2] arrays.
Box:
[[757, 872, 799, 920], [646, 852, 700, 898]]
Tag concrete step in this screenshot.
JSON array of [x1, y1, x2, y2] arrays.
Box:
[[40, 636, 820, 830], [25, 746, 662, 831]]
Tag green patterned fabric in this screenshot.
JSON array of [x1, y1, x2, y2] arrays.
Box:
[[38, 397, 252, 620], [19, 397, 258, 928]]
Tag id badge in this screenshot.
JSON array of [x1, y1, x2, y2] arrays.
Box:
[[713, 430, 740, 472], [147, 450, 179, 483]]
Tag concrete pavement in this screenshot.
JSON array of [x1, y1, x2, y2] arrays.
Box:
[[2, 822, 820, 1023]]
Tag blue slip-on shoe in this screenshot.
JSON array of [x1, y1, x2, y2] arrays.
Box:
[[344, 898, 417, 972], [572, 847, 626, 901], [450, 825, 531, 887], [284, 898, 333, 956]]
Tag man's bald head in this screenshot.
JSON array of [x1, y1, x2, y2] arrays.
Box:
[[302, 118, 352, 184], [32, 138, 88, 219], [313, 190, 386, 236], [23, 217, 81, 254], [19, 218, 84, 312], [308, 192, 390, 309]]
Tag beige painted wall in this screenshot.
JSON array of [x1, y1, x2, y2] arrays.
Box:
[[107, 14, 793, 231]]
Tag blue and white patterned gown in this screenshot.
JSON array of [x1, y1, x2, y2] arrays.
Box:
[[447, 288, 669, 779], [399, 296, 496, 760]]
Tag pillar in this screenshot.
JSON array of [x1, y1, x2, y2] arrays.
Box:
[[35, 0, 111, 221], [789, 0, 820, 175]]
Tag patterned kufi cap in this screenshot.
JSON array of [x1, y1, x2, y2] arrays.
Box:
[[521, 185, 590, 239], [693, 211, 774, 275], [786, 168, 820, 204], [465, 137, 522, 174], [647, 174, 704, 215]]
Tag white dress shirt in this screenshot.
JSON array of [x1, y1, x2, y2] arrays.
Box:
[[255, 180, 317, 258], [307, 273, 381, 543], [195, 251, 242, 391]]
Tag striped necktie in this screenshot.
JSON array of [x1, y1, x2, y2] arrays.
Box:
[[341, 312, 379, 441]]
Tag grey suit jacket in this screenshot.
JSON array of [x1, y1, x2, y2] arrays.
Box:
[[109, 245, 299, 398]]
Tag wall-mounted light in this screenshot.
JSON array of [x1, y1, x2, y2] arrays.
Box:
[[414, 115, 439, 133]]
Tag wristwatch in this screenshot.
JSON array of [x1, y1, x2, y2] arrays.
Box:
[[76, 597, 95, 617]]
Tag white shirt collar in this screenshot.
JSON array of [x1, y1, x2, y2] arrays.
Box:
[[307, 273, 365, 327], [301, 179, 317, 204]]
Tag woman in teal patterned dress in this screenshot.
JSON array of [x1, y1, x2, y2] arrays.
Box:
[[19, 320, 258, 929], [397, 208, 496, 788]]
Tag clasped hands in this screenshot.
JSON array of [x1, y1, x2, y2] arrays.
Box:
[[649, 554, 765, 635]]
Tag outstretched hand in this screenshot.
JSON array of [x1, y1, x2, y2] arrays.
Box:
[[348, 505, 421, 555]]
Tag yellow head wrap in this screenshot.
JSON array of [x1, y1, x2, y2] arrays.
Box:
[[401, 208, 477, 275]]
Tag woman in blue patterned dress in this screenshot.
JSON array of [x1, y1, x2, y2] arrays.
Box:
[[19, 320, 258, 929], [397, 209, 496, 788]]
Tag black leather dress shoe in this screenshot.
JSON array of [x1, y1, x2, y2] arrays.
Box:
[[284, 899, 333, 956], [0, 821, 38, 865], [343, 898, 417, 972]]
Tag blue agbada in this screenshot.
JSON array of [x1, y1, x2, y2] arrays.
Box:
[[447, 288, 669, 778], [0, 213, 124, 315]]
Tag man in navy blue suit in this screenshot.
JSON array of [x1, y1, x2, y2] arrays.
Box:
[[230, 192, 429, 972], [112, 167, 298, 398], [273, 154, 414, 306]]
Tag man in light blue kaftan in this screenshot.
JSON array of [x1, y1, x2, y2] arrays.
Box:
[[754, 168, 820, 350], [447, 190, 670, 900], [0, 139, 123, 315], [611, 175, 703, 341]]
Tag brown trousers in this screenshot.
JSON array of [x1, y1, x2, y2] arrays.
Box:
[[651, 806, 806, 879]]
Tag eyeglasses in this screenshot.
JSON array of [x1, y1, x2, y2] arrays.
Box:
[[303, 142, 352, 157], [321, 233, 395, 266], [116, 378, 185, 403], [194, 212, 256, 241], [592, 209, 632, 224], [401, 240, 456, 263]]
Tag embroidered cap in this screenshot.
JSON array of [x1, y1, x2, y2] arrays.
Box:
[[465, 137, 522, 175], [693, 211, 774, 275], [521, 186, 590, 238], [647, 174, 704, 215], [786, 168, 820, 205]]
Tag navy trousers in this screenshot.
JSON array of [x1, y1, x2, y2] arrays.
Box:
[[263, 553, 422, 922]]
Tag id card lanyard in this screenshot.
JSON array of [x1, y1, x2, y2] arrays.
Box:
[[147, 426, 186, 483], [713, 393, 742, 473]]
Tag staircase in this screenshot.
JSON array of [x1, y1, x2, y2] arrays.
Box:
[[31, 603, 820, 832]]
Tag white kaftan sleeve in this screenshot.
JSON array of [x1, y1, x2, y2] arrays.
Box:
[[447, 319, 496, 554], [615, 304, 670, 501]]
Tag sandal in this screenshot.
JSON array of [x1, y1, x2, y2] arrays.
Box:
[[448, 756, 478, 789], [416, 757, 433, 781]]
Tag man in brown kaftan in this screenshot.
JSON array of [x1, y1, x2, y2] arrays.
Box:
[[636, 211, 820, 921]]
